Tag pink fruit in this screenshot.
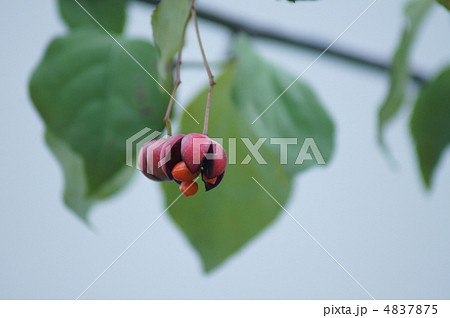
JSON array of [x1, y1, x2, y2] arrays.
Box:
[[138, 139, 170, 181], [140, 133, 227, 193]]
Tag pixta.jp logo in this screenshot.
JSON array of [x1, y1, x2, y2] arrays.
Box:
[[126, 128, 326, 174]]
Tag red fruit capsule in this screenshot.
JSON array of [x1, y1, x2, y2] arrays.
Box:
[[202, 174, 217, 184], [179, 133, 227, 191], [160, 134, 184, 180], [181, 133, 212, 173], [143, 133, 227, 192], [179, 181, 198, 197], [172, 161, 199, 182], [202, 140, 227, 179], [138, 139, 170, 181]]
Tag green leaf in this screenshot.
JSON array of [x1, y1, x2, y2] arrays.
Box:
[[410, 67, 450, 188], [378, 0, 433, 148], [45, 130, 94, 221], [161, 39, 334, 272], [437, 0, 450, 10], [151, 0, 192, 81], [58, 0, 128, 34], [162, 65, 293, 272], [233, 37, 335, 175], [30, 30, 168, 215], [45, 130, 134, 221]]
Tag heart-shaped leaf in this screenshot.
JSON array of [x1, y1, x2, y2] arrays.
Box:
[[30, 30, 168, 217], [162, 39, 334, 272], [162, 66, 293, 272]]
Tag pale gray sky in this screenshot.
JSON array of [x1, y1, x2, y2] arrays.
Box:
[[1, 0, 449, 299]]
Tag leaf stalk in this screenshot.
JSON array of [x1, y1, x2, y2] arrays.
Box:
[[163, 0, 196, 136], [191, 6, 216, 136]]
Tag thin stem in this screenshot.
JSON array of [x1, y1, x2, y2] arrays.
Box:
[[163, 0, 196, 136], [138, 0, 428, 84], [192, 7, 216, 136]]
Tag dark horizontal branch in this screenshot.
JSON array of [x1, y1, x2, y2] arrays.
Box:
[[137, 0, 427, 84]]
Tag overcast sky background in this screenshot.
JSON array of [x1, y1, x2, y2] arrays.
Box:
[[1, 0, 449, 299]]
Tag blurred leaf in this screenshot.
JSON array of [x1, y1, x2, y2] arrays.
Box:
[[377, 0, 433, 148], [30, 30, 168, 215], [162, 39, 334, 272], [410, 67, 450, 188], [152, 0, 192, 81], [45, 130, 134, 221], [45, 130, 94, 220], [233, 36, 335, 174], [437, 0, 450, 10], [162, 66, 293, 272], [58, 0, 128, 33]]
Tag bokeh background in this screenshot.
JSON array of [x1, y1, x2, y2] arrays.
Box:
[[1, 0, 449, 299]]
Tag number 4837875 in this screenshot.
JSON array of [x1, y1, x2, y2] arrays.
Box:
[[383, 305, 437, 315]]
